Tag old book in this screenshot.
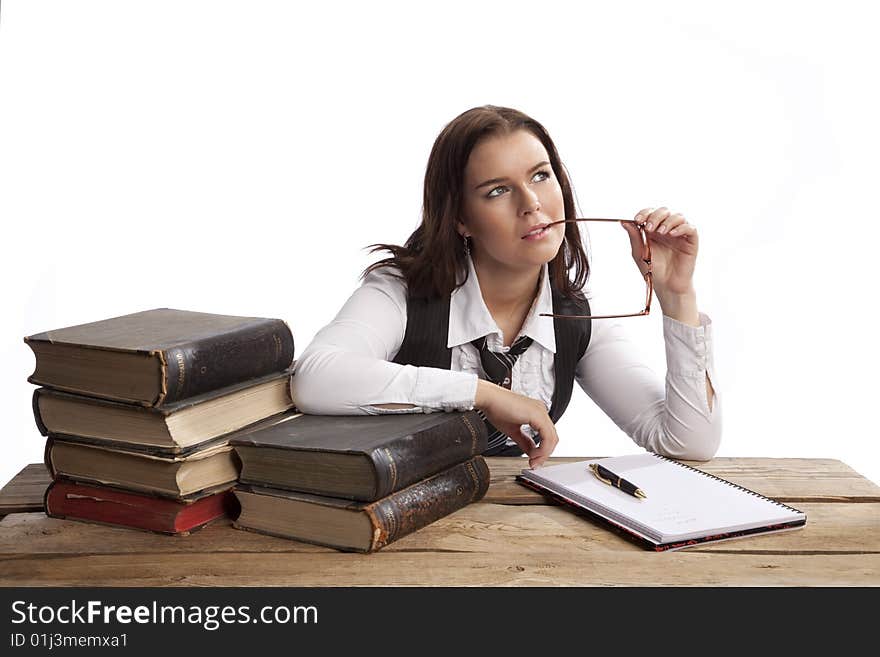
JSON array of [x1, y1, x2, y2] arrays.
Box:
[[44, 479, 234, 535], [230, 410, 487, 501], [233, 456, 489, 552], [44, 436, 239, 498], [24, 308, 294, 407], [33, 369, 295, 453]]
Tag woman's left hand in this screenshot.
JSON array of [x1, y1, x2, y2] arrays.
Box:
[[622, 206, 698, 297]]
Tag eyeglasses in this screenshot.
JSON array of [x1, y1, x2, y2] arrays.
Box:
[[539, 218, 653, 320]]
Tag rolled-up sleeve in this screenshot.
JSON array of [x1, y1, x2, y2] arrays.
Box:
[[291, 268, 478, 415], [574, 312, 722, 461]]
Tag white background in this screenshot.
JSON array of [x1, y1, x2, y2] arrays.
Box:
[[1, 0, 877, 490]]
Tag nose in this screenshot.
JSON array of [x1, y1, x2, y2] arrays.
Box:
[[518, 186, 541, 215]]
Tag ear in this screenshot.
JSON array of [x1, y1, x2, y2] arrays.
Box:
[[456, 219, 469, 239]]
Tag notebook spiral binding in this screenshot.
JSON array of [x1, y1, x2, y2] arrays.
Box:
[[651, 453, 805, 515]]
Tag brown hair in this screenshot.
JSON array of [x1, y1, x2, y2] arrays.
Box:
[[362, 105, 590, 300]]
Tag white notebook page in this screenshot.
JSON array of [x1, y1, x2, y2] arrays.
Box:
[[521, 453, 805, 543]]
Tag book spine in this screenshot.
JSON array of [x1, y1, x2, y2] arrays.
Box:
[[363, 456, 490, 552], [44, 479, 221, 535], [32, 388, 48, 436], [42, 478, 53, 515], [174, 492, 233, 533], [368, 411, 488, 499], [43, 437, 57, 478], [157, 319, 294, 407]]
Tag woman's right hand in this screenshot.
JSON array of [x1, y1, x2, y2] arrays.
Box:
[[474, 379, 559, 468]]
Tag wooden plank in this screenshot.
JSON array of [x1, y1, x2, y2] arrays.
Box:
[[2, 456, 874, 587], [400, 502, 880, 555], [1, 549, 876, 587], [0, 513, 326, 555], [4, 458, 879, 515], [2, 498, 875, 586], [0, 464, 48, 516], [1, 502, 876, 558], [483, 457, 880, 504]]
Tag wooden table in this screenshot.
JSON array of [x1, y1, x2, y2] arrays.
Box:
[[1, 457, 878, 586]]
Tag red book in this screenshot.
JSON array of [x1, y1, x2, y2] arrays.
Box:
[[44, 479, 234, 535]]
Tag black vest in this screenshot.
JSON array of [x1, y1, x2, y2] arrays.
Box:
[[391, 285, 592, 424]]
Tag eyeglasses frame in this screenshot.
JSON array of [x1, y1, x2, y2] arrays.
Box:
[[538, 218, 653, 320]]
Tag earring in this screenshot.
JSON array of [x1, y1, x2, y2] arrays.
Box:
[[462, 234, 471, 257]]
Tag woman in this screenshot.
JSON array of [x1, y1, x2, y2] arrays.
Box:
[[292, 105, 719, 468]]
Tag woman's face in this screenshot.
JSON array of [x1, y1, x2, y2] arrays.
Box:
[[459, 129, 566, 274]]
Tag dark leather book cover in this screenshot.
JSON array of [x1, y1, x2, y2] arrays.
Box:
[[41, 409, 298, 459], [43, 436, 240, 500], [235, 456, 490, 552], [33, 367, 293, 422], [31, 368, 294, 457], [42, 431, 230, 459], [25, 308, 295, 407], [231, 410, 487, 501], [44, 478, 234, 535]]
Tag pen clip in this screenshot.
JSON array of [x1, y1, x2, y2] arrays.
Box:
[[589, 463, 612, 486]]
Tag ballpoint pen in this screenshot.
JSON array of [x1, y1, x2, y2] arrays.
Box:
[[589, 463, 648, 499]]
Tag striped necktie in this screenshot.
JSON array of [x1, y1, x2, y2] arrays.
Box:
[[470, 334, 534, 454]]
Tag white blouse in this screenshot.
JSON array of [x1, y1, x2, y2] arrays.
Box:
[[291, 255, 721, 461]]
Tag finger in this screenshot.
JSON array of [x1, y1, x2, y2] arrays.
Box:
[[499, 424, 538, 455], [633, 208, 654, 225], [667, 221, 696, 237], [656, 212, 685, 235], [528, 438, 556, 468], [645, 207, 670, 232], [667, 223, 699, 249], [620, 220, 644, 255], [529, 446, 548, 468], [528, 421, 559, 468]]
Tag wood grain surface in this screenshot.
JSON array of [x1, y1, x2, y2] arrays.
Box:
[[1, 457, 878, 586]]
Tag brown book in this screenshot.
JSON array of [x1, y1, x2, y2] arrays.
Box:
[[44, 436, 239, 499], [45, 478, 234, 535], [33, 369, 295, 454], [24, 308, 294, 407], [230, 410, 487, 502], [233, 456, 489, 552]]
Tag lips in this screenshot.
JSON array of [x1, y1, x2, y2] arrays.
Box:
[[522, 223, 551, 239]]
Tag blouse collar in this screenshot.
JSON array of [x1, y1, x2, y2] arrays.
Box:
[[446, 254, 556, 353]]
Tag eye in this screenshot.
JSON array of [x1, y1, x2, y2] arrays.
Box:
[[534, 169, 551, 182], [485, 170, 552, 199]]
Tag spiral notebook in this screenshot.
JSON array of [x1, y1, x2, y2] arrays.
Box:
[[517, 453, 807, 551]]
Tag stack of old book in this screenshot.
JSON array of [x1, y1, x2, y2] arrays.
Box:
[[229, 411, 491, 552], [24, 308, 296, 535]]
